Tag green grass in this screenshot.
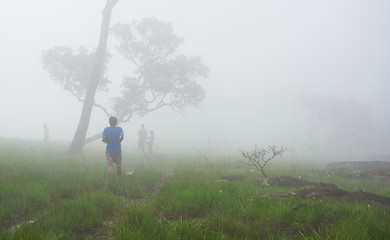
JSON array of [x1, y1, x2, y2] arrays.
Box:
[[0, 146, 107, 230], [1, 191, 123, 240], [1, 138, 389, 239], [106, 165, 163, 199]]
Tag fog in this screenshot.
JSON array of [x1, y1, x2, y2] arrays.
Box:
[[1, 0, 389, 157]]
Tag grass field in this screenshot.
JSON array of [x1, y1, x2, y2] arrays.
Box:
[[1, 139, 389, 239]]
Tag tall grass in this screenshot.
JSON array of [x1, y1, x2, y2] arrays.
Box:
[[1, 191, 123, 240], [1, 138, 389, 239], [0, 142, 106, 229], [118, 159, 390, 239]]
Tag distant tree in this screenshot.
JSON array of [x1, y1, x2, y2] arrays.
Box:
[[42, 16, 209, 153], [300, 94, 371, 150]]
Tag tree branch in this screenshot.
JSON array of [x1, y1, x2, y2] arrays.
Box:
[[69, 89, 111, 117], [93, 101, 111, 117], [240, 145, 288, 178], [84, 132, 103, 145]]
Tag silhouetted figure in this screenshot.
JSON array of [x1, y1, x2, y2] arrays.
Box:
[[43, 124, 49, 144], [137, 124, 147, 152], [146, 130, 155, 153], [102, 116, 124, 177]]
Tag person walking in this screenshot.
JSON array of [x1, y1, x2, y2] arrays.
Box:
[[137, 124, 147, 152], [102, 116, 124, 177], [146, 130, 155, 153], [43, 123, 49, 143]]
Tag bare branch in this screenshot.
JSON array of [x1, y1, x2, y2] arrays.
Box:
[[126, 51, 141, 68], [93, 101, 111, 117], [69, 89, 85, 103], [121, 111, 133, 123], [240, 145, 288, 178], [69, 89, 111, 117]]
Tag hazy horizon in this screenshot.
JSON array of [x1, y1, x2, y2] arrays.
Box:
[[1, 0, 389, 156]]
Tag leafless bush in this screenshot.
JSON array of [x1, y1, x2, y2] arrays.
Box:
[[240, 145, 288, 178]]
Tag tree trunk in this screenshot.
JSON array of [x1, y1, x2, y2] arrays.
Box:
[[68, 0, 119, 154], [84, 132, 103, 145]]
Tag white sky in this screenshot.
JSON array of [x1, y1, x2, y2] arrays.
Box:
[[0, 0, 389, 154]]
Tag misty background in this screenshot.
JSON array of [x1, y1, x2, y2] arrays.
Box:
[[1, 0, 389, 156]]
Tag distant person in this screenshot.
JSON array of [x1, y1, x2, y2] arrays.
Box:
[[102, 116, 124, 177], [146, 130, 155, 153], [137, 124, 147, 152], [43, 124, 49, 144]]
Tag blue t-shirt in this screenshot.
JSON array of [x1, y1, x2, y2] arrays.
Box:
[[102, 126, 124, 153]]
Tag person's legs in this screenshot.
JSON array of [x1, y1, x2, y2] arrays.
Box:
[[106, 153, 115, 177], [113, 153, 122, 176]]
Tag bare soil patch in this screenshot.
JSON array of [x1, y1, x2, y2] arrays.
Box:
[[327, 160, 390, 187], [269, 176, 337, 188], [360, 168, 390, 179], [264, 176, 390, 205], [296, 187, 390, 205]]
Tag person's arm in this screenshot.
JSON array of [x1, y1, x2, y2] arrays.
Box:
[[120, 128, 124, 142], [102, 129, 108, 143]]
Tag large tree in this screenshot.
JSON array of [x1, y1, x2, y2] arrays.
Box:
[[61, 0, 118, 154], [42, 16, 209, 153]]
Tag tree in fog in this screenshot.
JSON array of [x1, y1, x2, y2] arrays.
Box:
[[42, 16, 209, 154], [300, 94, 371, 150], [41, 46, 112, 116], [109, 18, 209, 122], [67, 0, 118, 154]]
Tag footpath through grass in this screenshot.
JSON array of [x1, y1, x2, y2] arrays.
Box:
[[0, 139, 389, 239]]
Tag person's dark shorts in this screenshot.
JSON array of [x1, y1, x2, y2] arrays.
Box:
[[106, 152, 122, 168]]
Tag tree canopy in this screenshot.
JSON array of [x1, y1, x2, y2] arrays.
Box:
[[42, 46, 110, 98], [42, 17, 209, 125]]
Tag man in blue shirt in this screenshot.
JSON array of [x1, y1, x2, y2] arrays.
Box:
[[102, 116, 124, 176]]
